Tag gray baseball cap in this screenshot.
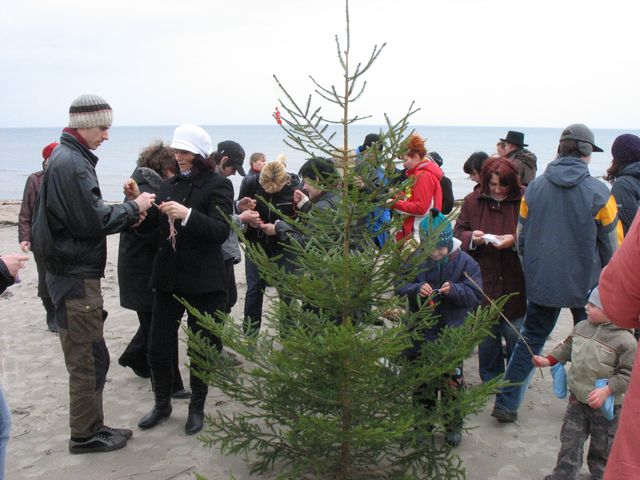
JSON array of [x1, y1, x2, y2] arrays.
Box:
[[559, 124, 603, 152]]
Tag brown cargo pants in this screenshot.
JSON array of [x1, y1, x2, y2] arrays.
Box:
[[46, 274, 109, 438]]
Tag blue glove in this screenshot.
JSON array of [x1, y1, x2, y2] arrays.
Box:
[[595, 378, 614, 421], [551, 363, 567, 399]]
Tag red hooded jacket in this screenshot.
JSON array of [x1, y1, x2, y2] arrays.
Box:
[[392, 159, 443, 241]]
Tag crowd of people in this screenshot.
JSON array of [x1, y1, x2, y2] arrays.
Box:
[[2, 93, 640, 480]]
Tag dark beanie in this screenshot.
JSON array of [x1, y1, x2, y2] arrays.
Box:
[[611, 134, 640, 164], [361, 133, 382, 152], [299, 157, 338, 183]]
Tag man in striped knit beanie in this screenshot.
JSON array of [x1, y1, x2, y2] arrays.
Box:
[[32, 94, 155, 454]]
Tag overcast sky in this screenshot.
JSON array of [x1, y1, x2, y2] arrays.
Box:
[[1, 0, 637, 129]]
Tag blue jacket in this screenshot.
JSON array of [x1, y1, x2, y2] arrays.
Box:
[[397, 239, 483, 344], [518, 155, 623, 307]]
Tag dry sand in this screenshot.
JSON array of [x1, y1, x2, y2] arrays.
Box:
[[0, 200, 586, 480]]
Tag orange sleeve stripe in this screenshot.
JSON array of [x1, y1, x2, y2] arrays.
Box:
[[616, 220, 624, 246], [519, 197, 528, 219], [595, 196, 619, 228]]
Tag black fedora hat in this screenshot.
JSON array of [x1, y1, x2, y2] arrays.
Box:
[[500, 130, 528, 147]]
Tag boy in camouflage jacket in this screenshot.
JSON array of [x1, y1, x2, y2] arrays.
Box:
[[532, 287, 637, 480]]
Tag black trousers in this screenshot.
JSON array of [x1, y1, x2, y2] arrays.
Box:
[[118, 311, 185, 391], [149, 290, 226, 397], [223, 258, 238, 314], [414, 362, 465, 432]]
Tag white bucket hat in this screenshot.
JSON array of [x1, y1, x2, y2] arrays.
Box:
[[170, 124, 212, 159]]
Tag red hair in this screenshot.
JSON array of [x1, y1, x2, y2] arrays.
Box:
[[406, 134, 427, 159], [480, 157, 521, 196]]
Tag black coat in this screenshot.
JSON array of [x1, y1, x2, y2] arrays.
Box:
[[32, 131, 140, 278], [238, 173, 301, 256], [150, 170, 234, 295], [118, 167, 163, 312], [440, 175, 454, 215], [611, 163, 640, 235]]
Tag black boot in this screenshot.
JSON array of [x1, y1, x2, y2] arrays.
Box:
[[185, 373, 207, 435], [138, 370, 173, 429], [171, 346, 190, 399]]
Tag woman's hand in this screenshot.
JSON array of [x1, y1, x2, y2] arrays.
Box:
[[237, 197, 256, 212], [123, 178, 141, 200], [158, 201, 189, 220], [471, 230, 485, 245], [494, 234, 515, 249], [239, 210, 260, 225], [439, 282, 451, 295], [19, 241, 31, 253], [588, 385, 612, 410]]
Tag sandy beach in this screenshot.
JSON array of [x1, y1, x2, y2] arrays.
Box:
[[0, 199, 585, 480]]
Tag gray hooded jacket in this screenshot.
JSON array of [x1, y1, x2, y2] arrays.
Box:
[[518, 156, 621, 307]]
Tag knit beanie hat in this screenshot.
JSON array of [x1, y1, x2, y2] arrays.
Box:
[[419, 208, 453, 250], [170, 124, 212, 159], [68, 94, 113, 128], [611, 134, 640, 165], [588, 286, 603, 310]]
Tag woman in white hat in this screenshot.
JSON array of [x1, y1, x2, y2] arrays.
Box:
[[131, 124, 234, 435]]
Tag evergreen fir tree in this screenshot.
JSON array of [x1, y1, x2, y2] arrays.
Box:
[[185, 2, 506, 478]]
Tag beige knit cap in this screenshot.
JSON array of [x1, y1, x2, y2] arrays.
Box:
[[68, 94, 113, 128]]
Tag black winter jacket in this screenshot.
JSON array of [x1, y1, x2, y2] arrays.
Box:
[[150, 170, 234, 295], [32, 131, 140, 278], [611, 162, 640, 235], [238, 173, 301, 256], [118, 167, 163, 311]]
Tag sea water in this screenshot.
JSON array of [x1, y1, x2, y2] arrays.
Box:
[[1, 125, 638, 201]]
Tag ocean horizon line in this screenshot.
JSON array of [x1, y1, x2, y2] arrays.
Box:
[[2, 124, 639, 131]]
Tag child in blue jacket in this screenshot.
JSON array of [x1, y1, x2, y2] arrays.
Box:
[[397, 208, 483, 446]]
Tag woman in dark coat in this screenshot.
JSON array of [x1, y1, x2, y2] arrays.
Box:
[[18, 142, 58, 332], [135, 125, 234, 435], [453, 157, 526, 383], [605, 133, 640, 235], [237, 160, 300, 336], [117, 141, 189, 397]]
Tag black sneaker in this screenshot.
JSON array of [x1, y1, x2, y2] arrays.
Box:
[[100, 425, 133, 440], [491, 405, 518, 423], [47, 321, 58, 333], [69, 429, 127, 454]]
